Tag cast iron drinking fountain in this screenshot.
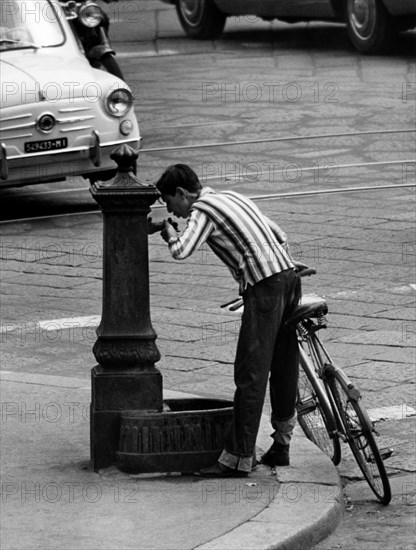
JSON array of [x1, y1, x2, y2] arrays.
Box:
[[89, 145, 233, 473]]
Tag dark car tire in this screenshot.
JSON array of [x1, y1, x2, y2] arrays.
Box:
[[99, 53, 124, 79], [344, 0, 396, 54], [176, 0, 226, 39]]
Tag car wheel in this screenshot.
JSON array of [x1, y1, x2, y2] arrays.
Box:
[[176, 0, 226, 39], [344, 0, 395, 54]]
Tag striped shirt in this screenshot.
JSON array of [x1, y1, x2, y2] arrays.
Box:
[[168, 187, 295, 293]]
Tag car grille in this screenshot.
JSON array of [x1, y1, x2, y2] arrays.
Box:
[[1, 105, 96, 141]]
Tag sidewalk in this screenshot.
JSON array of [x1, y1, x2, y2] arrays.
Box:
[[101, 0, 298, 55], [0, 369, 342, 550]]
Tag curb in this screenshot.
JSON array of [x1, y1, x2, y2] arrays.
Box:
[[204, 408, 344, 550], [99, 0, 182, 43]]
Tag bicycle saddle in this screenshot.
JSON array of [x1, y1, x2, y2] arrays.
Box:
[[286, 293, 328, 327]]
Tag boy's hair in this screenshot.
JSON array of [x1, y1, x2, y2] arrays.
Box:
[[156, 164, 202, 196]]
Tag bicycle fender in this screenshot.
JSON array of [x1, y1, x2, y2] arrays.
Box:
[[88, 45, 115, 60]]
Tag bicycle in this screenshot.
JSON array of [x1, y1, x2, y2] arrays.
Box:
[[222, 266, 393, 505]]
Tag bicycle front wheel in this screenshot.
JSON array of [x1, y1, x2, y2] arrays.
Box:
[[297, 346, 341, 465], [329, 369, 391, 504]]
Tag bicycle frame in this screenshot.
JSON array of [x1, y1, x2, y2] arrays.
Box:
[[296, 305, 392, 504]]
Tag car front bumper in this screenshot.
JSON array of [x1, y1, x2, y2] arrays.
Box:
[[0, 132, 142, 187]]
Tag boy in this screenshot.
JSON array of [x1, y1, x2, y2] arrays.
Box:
[[156, 164, 301, 477]]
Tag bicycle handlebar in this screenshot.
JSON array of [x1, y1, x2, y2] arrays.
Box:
[[298, 267, 317, 277], [293, 262, 316, 277]]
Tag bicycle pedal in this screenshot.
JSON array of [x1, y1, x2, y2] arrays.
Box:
[[297, 398, 317, 415], [379, 447, 394, 461], [366, 447, 394, 464]]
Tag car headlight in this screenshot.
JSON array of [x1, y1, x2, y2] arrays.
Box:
[[79, 3, 103, 27], [105, 89, 133, 117]]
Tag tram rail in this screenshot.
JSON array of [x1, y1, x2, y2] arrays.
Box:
[[1, 125, 414, 224]]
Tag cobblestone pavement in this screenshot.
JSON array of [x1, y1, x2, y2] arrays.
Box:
[[314, 468, 415, 550]]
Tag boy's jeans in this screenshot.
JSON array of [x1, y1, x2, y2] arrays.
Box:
[[219, 269, 301, 472]]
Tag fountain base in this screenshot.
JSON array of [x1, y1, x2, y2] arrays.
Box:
[[116, 398, 233, 473]]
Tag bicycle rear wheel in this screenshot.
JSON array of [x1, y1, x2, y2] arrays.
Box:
[[328, 369, 391, 504], [297, 345, 341, 465]]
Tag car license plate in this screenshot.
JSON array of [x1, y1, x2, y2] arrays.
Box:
[[24, 138, 68, 153]]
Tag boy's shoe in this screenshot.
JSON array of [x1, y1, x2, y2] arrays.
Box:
[[260, 443, 290, 467]]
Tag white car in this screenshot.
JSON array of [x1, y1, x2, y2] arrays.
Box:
[[0, 0, 141, 188]]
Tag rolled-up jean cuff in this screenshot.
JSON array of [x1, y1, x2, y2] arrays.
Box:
[[219, 449, 253, 473]]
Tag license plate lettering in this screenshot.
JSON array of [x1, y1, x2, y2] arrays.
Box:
[[24, 138, 68, 153]]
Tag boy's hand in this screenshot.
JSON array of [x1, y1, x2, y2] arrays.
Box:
[[148, 217, 179, 238], [147, 217, 161, 235], [161, 220, 178, 243]]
